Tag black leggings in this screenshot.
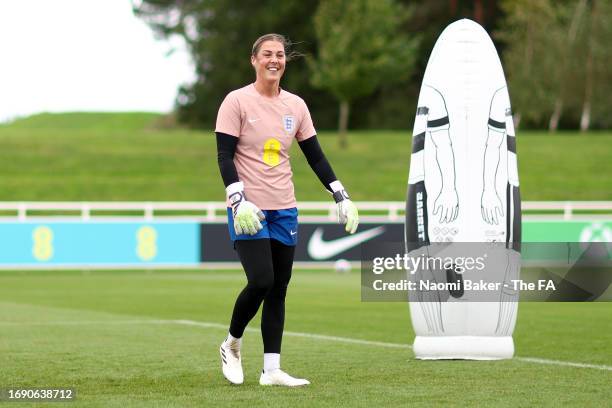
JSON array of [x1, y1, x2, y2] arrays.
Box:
[[229, 239, 294, 354]]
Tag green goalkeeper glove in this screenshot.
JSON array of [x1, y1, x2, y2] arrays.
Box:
[[330, 181, 359, 234], [227, 182, 265, 236]]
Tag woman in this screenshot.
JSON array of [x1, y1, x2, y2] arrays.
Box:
[[216, 33, 358, 387]]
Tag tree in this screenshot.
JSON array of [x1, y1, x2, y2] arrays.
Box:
[[496, 0, 562, 129], [497, 0, 612, 130], [132, 0, 333, 128], [578, 0, 612, 131], [309, 0, 419, 147], [548, 0, 587, 132]]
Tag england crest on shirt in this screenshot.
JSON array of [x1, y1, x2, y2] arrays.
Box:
[[283, 115, 295, 133]]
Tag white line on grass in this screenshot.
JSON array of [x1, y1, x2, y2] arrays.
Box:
[[3, 318, 611, 372], [514, 357, 612, 372], [172, 320, 612, 371], [173, 319, 411, 349], [0, 319, 170, 326], [172, 319, 612, 371], [0, 319, 409, 349]]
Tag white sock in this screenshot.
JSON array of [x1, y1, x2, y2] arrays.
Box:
[[226, 333, 242, 348], [263, 353, 280, 372]]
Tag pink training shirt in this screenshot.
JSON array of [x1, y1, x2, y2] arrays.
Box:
[[215, 84, 316, 210]]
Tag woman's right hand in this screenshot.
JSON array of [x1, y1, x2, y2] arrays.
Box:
[[227, 181, 265, 235], [233, 201, 265, 235]]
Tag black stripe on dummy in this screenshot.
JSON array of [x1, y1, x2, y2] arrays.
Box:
[[427, 116, 449, 128], [507, 137, 516, 153], [506, 183, 511, 249], [512, 185, 521, 252], [412, 132, 425, 153], [488, 118, 506, 130], [405, 181, 430, 252]]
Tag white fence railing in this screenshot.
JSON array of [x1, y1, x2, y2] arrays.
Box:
[[0, 201, 610, 222]]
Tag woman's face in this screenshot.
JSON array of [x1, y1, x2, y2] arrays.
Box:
[[251, 40, 286, 83]]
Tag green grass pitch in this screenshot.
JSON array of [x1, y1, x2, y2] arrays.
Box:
[[0, 113, 611, 406], [0, 113, 611, 201], [1, 269, 610, 407]]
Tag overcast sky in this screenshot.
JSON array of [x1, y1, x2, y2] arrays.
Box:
[[0, 0, 195, 122]]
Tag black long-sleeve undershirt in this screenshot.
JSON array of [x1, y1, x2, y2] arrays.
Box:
[[297, 135, 337, 192], [216, 132, 337, 192], [216, 132, 240, 187]]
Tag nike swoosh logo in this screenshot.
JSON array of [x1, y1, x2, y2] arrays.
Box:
[[307, 226, 386, 260]]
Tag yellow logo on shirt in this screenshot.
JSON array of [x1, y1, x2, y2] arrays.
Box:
[[263, 138, 281, 167]]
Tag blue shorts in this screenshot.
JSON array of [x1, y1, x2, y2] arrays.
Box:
[[227, 207, 298, 246]]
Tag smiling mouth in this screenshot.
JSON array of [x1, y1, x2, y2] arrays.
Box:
[[266, 67, 279, 72]]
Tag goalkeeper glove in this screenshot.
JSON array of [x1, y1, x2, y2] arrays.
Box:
[[330, 180, 359, 234], [227, 182, 265, 236]]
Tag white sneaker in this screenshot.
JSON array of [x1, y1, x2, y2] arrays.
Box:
[[259, 369, 310, 387], [220, 340, 243, 384]]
